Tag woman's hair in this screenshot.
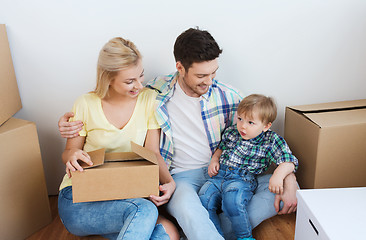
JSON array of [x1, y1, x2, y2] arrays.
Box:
[[94, 37, 141, 98], [173, 27, 222, 71], [237, 94, 277, 124]]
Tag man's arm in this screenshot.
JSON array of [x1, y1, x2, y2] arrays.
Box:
[[58, 112, 83, 138], [274, 172, 298, 214]]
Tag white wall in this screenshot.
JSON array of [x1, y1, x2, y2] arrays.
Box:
[[1, 0, 365, 194]]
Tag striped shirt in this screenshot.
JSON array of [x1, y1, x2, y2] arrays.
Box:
[[219, 125, 299, 175], [146, 72, 243, 169]]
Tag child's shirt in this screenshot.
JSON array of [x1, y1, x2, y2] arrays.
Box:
[[219, 125, 298, 175]]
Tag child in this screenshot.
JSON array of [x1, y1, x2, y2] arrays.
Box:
[[199, 94, 298, 240]]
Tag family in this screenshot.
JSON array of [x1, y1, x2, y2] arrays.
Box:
[[57, 28, 299, 240]]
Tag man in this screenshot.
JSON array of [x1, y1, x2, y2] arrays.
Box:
[[58, 28, 298, 240]]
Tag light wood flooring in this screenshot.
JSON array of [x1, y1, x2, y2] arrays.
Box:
[[27, 196, 296, 240]]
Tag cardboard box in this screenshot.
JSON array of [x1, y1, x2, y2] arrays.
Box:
[[295, 187, 366, 240], [0, 24, 22, 126], [0, 118, 51, 239], [285, 99, 366, 189], [72, 142, 159, 203]]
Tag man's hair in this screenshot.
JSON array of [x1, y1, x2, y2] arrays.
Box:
[[237, 94, 277, 124], [173, 27, 222, 70]]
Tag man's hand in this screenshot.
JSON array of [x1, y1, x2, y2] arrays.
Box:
[[274, 173, 298, 214], [58, 112, 83, 138], [149, 180, 176, 206]]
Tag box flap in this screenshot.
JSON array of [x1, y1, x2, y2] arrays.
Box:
[[131, 141, 158, 164], [105, 152, 143, 162], [81, 148, 105, 169], [83, 142, 158, 169], [288, 99, 366, 113], [304, 108, 366, 128]]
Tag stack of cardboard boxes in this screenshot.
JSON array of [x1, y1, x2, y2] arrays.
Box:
[[0, 24, 52, 239]]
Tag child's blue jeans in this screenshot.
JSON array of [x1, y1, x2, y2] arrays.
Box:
[[58, 186, 169, 240], [199, 164, 258, 238]]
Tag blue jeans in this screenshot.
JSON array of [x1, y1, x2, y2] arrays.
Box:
[[199, 165, 258, 238], [167, 167, 278, 240], [58, 186, 169, 240]]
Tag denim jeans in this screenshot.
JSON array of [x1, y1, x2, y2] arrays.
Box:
[[199, 165, 258, 238], [58, 186, 169, 240], [167, 167, 277, 240]]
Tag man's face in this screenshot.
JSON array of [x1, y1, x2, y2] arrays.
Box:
[[177, 58, 219, 98]]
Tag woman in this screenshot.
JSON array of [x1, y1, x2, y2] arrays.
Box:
[[58, 37, 178, 240]]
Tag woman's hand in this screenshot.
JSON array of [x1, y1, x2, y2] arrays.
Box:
[[63, 148, 93, 177], [62, 136, 92, 177], [149, 180, 176, 207]]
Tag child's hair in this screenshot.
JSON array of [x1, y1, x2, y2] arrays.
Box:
[[94, 37, 142, 98], [173, 27, 222, 71], [237, 94, 277, 124]]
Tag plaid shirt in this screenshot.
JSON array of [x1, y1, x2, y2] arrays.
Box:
[[145, 72, 243, 169], [219, 125, 299, 175]]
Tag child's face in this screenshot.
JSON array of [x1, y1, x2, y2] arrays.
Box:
[[236, 110, 272, 140]]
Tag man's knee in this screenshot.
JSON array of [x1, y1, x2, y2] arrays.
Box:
[[247, 187, 277, 228]]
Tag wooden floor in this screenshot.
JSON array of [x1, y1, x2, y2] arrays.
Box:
[[27, 196, 296, 240]]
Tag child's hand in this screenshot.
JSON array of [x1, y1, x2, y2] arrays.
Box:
[[269, 175, 284, 195], [208, 161, 220, 177]]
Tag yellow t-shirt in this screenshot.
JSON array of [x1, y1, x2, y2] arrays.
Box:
[[59, 88, 159, 190]]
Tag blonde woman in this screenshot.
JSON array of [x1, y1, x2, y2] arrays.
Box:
[[58, 37, 178, 240]]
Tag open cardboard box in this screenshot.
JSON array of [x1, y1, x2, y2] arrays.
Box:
[[72, 141, 159, 203], [284, 99, 366, 189]]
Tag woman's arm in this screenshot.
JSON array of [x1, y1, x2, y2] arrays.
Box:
[[144, 129, 176, 206], [62, 135, 93, 177]]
